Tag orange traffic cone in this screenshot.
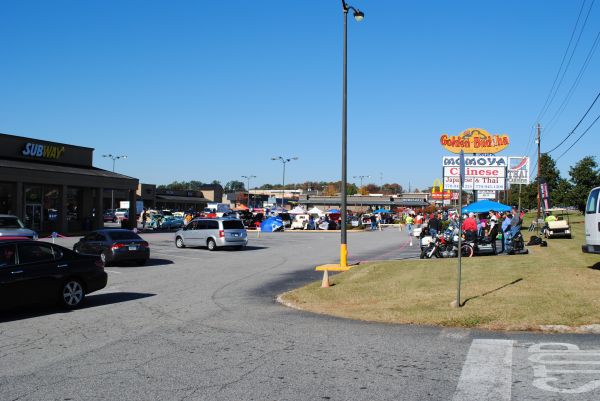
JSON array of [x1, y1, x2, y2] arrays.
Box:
[[321, 270, 330, 288]]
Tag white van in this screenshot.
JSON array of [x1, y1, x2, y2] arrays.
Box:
[[583, 186, 600, 254]]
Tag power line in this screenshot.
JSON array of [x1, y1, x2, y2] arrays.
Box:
[[555, 112, 600, 161], [544, 27, 600, 134], [535, 0, 589, 123], [545, 90, 600, 153]]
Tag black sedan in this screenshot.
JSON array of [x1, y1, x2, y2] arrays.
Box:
[[73, 229, 150, 266], [0, 239, 107, 309]]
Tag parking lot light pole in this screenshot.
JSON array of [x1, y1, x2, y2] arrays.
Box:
[[242, 175, 256, 209], [353, 175, 370, 213], [271, 157, 298, 209], [340, 0, 364, 268], [102, 154, 127, 211]]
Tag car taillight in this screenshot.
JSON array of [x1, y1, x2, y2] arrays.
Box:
[[219, 230, 224, 238], [140, 241, 149, 248], [111, 242, 126, 250]]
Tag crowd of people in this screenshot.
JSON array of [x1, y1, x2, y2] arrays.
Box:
[[402, 207, 525, 255]]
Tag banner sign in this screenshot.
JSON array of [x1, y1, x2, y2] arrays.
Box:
[[540, 180, 550, 210], [431, 192, 452, 200], [444, 166, 506, 178], [444, 176, 506, 191], [508, 156, 530, 184], [478, 190, 496, 199], [440, 128, 510, 154], [443, 155, 507, 167]]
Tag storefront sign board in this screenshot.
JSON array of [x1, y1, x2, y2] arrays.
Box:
[[440, 128, 510, 154]]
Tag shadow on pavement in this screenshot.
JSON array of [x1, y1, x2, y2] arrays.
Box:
[[0, 292, 155, 323], [111, 258, 174, 268]]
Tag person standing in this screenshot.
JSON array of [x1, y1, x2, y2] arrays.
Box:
[[429, 213, 442, 238], [370, 214, 377, 231], [488, 214, 499, 254], [140, 208, 147, 231], [405, 214, 415, 245], [462, 212, 478, 241], [501, 212, 512, 253]]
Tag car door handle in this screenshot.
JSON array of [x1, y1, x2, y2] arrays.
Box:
[[57, 264, 69, 268], [10, 270, 24, 274]]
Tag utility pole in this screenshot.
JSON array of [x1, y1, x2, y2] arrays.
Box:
[[536, 123, 541, 224]]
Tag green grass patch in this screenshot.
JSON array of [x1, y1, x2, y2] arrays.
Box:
[[281, 214, 600, 330]]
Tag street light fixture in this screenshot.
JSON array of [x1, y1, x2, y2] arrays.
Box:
[[102, 154, 127, 211], [353, 175, 370, 212], [340, 0, 364, 268], [271, 156, 298, 209], [242, 175, 256, 209]]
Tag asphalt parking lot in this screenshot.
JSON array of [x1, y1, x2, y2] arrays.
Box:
[[1, 228, 599, 400]]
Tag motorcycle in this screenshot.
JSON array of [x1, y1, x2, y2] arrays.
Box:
[[421, 228, 474, 259]]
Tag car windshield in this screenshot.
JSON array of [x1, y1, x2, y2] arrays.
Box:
[[0, 217, 25, 229], [108, 231, 141, 240], [222, 220, 244, 230]]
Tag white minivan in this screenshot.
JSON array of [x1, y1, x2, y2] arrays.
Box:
[[583, 186, 600, 254]]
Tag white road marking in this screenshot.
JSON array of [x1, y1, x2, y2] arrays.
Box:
[[105, 270, 122, 274], [452, 339, 514, 401], [529, 342, 600, 394]]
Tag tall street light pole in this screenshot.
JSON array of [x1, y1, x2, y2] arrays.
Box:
[[242, 175, 256, 209], [340, 0, 364, 268], [271, 157, 298, 209], [353, 175, 370, 212], [102, 154, 127, 211]]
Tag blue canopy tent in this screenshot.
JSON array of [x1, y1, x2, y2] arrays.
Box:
[[373, 208, 392, 214], [260, 216, 284, 232], [461, 200, 511, 214], [326, 209, 341, 214]]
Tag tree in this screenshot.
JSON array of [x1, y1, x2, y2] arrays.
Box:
[[569, 156, 600, 211], [224, 180, 246, 192], [539, 153, 561, 192], [347, 183, 358, 196], [323, 184, 338, 196]]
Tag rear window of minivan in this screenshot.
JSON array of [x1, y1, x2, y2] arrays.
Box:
[[223, 220, 244, 230], [587, 188, 600, 214]]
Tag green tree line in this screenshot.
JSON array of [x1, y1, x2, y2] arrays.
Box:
[[508, 154, 600, 211]]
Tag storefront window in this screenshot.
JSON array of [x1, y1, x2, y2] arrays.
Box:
[[24, 185, 43, 230], [0, 182, 13, 214], [42, 186, 60, 232], [67, 187, 83, 231]]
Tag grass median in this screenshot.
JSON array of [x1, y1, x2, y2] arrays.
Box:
[[280, 214, 600, 331]]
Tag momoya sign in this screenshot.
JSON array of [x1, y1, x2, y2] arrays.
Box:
[[440, 128, 510, 154]]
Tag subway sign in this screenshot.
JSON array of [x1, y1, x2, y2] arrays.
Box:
[[22, 142, 66, 160]]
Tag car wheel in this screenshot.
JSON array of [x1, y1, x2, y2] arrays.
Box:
[[207, 238, 217, 251], [100, 251, 111, 267], [175, 236, 185, 248], [60, 279, 85, 309]]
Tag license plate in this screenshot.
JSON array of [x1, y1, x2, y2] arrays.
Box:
[[128, 246, 137, 251], [232, 233, 239, 237]]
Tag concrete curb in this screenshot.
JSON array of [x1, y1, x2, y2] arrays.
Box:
[[277, 292, 600, 334]]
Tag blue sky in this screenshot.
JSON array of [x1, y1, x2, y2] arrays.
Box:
[[1, 0, 598, 190]]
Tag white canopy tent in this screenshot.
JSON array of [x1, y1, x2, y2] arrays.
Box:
[[307, 207, 325, 216], [289, 206, 307, 215]]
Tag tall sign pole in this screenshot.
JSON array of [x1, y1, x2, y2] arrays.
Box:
[[455, 150, 465, 308]]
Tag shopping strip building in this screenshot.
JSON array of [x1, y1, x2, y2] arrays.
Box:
[[0, 133, 138, 235]]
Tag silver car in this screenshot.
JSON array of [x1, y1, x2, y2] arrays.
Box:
[[0, 214, 38, 239], [174, 218, 248, 251]]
